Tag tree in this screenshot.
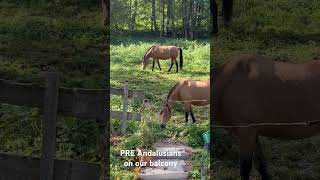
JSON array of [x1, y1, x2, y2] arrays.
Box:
[[160, 0, 165, 36], [182, 0, 188, 38], [171, 0, 175, 37], [101, 0, 108, 26], [166, 0, 171, 36], [189, 0, 195, 39], [109, 0, 210, 38], [131, 0, 137, 31], [151, 0, 158, 32]]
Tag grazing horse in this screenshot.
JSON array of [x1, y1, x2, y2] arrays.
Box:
[[210, 0, 234, 34], [141, 45, 183, 73], [160, 80, 210, 128], [214, 54, 320, 180]]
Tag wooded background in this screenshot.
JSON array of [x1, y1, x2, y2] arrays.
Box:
[[110, 0, 210, 38]]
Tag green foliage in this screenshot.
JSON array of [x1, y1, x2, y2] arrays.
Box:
[[110, 0, 210, 38]]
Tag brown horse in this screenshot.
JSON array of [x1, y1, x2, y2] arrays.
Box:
[[141, 45, 183, 73], [214, 54, 320, 180], [160, 80, 210, 128]]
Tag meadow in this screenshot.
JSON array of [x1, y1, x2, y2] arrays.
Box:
[[110, 35, 210, 179], [0, 0, 105, 164], [212, 0, 320, 179]]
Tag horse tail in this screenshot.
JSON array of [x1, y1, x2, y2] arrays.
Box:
[[222, 0, 233, 26], [179, 47, 183, 69]]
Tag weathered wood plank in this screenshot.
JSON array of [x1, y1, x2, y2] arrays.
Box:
[[120, 83, 129, 134], [0, 79, 44, 108], [0, 80, 144, 120], [110, 87, 144, 99], [40, 72, 59, 180], [110, 111, 141, 121], [0, 153, 100, 180]]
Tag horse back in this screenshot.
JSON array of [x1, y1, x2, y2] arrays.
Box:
[[179, 80, 210, 106], [153, 45, 179, 60], [216, 54, 320, 126]]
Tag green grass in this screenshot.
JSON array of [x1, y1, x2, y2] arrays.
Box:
[[212, 0, 320, 179], [0, 1, 105, 164], [110, 35, 210, 179]]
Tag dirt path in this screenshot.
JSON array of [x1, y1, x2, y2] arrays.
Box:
[[139, 140, 193, 180]]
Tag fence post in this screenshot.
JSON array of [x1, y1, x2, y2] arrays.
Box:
[[99, 115, 108, 180], [40, 71, 59, 180], [120, 82, 129, 134], [97, 92, 108, 180]]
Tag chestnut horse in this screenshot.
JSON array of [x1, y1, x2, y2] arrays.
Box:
[[141, 45, 183, 73], [214, 54, 320, 180], [160, 80, 210, 128]]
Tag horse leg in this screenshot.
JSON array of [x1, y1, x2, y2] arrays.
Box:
[[254, 138, 270, 180], [168, 61, 174, 72], [152, 59, 155, 71], [238, 128, 257, 180], [183, 104, 192, 123], [175, 60, 178, 73], [185, 112, 189, 123], [156, 59, 161, 71], [190, 111, 196, 123]]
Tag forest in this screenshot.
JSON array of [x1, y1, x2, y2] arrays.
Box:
[[110, 0, 211, 38]]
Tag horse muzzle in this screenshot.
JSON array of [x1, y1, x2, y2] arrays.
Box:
[[160, 123, 166, 128]]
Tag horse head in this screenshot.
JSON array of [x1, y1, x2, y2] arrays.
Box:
[[141, 58, 147, 70], [159, 101, 171, 128]]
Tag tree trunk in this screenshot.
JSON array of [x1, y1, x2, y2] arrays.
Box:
[[197, 2, 201, 28], [151, 0, 158, 32], [132, 0, 137, 31], [171, 0, 175, 37], [189, 0, 194, 39], [183, 0, 189, 38], [211, 0, 218, 34], [182, 0, 187, 38], [129, 0, 132, 30], [160, 0, 165, 36], [166, 0, 171, 36], [101, 0, 108, 26]]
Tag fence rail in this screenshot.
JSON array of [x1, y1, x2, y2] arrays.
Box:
[[0, 152, 100, 180], [0, 74, 145, 179], [0, 72, 108, 180], [0, 79, 144, 122], [110, 82, 145, 134]]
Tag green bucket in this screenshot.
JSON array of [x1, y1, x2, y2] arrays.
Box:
[[202, 131, 210, 144]]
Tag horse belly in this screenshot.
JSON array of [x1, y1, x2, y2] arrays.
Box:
[[221, 75, 320, 124], [182, 87, 210, 106], [259, 125, 320, 139]]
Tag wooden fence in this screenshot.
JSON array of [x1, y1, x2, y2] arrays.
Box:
[[0, 71, 108, 180], [110, 82, 145, 134]]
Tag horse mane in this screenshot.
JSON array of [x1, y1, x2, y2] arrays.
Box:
[[143, 45, 157, 59], [167, 82, 180, 100]]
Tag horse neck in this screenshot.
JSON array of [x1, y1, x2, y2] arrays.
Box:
[[144, 52, 151, 60], [144, 47, 155, 62], [167, 89, 179, 109]]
